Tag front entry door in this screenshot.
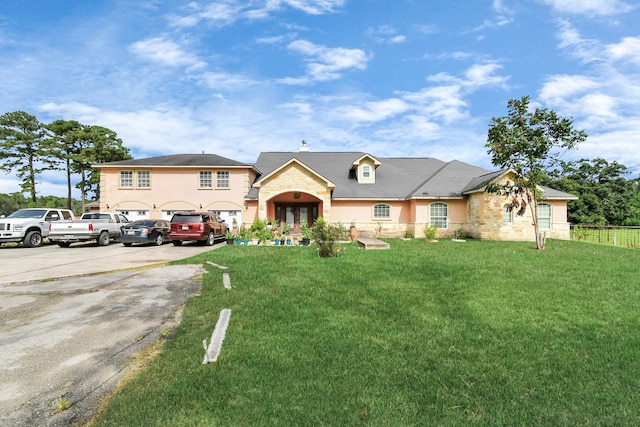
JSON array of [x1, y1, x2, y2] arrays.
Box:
[[277, 204, 316, 233]]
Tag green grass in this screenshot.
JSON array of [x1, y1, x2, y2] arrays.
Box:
[[92, 239, 640, 426]]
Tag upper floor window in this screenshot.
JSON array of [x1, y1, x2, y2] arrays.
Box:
[[362, 165, 371, 178], [430, 202, 448, 229], [120, 171, 133, 188], [537, 203, 552, 230], [503, 204, 513, 224], [137, 171, 150, 188], [199, 171, 212, 188], [373, 203, 391, 220], [216, 171, 230, 188]]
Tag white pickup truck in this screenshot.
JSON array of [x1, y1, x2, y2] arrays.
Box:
[[48, 212, 130, 247], [0, 208, 75, 248]]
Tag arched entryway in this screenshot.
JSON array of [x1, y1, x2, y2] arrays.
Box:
[[268, 192, 322, 233]]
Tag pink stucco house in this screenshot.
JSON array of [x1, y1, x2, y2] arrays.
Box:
[[96, 147, 577, 241]]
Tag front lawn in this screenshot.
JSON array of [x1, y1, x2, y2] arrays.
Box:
[[92, 239, 640, 426]]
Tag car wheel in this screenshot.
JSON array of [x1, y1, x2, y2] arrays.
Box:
[[57, 242, 71, 248], [23, 230, 43, 248], [98, 231, 110, 246], [123, 242, 133, 247], [206, 232, 215, 246], [154, 233, 163, 246], [172, 240, 183, 246]]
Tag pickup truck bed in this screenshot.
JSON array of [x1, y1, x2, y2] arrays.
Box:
[[48, 212, 130, 247]]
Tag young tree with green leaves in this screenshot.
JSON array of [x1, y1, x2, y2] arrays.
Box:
[[485, 96, 587, 249], [0, 111, 56, 204]]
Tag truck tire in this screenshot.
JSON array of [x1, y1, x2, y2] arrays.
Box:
[[23, 230, 43, 248], [206, 232, 215, 246], [97, 231, 110, 246], [172, 240, 183, 246]]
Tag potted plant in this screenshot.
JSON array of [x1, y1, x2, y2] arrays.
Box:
[[238, 227, 250, 245], [225, 229, 235, 245], [300, 220, 312, 246], [256, 227, 272, 245]]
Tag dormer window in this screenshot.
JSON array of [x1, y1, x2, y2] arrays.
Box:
[[352, 154, 380, 184]]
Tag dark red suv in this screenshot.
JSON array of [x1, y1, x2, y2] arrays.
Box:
[[168, 212, 228, 246]]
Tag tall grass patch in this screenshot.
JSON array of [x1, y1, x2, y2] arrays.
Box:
[[92, 240, 640, 426]]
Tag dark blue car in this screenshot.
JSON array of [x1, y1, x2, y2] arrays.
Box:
[[118, 219, 169, 246]]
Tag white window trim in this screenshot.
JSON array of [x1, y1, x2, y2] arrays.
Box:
[[119, 170, 133, 188], [537, 203, 552, 230], [503, 204, 513, 224], [136, 170, 151, 189], [216, 170, 230, 189], [430, 202, 449, 229], [372, 203, 391, 220], [199, 171, 213, 189]]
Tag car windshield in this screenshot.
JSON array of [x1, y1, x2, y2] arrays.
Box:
[[172, 215, 201, 222], [7, 209, 47, 219]]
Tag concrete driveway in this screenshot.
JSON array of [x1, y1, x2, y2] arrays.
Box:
[[0, 241, 225, 426]]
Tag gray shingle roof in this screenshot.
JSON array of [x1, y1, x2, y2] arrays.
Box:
[[99, 153, 253, 168], [250, 152, 578, 201]]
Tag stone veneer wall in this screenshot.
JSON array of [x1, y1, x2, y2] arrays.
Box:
[[256, 163, 332, 219], [466, 192, 571, 241]]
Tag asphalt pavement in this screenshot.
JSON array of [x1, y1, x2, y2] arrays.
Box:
[[0, 241, 225, 426]]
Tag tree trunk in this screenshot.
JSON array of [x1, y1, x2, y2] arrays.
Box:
[[529, 191, 545, 250]]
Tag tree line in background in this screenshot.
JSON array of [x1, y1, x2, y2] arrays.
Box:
[[0, 110, 131, 213]]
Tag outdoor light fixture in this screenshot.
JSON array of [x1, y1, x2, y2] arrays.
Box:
[[294, 192, 300, 199], [153, 204, 156, 209], [106, 204, 109, 209]]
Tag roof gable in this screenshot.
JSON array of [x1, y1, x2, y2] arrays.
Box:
[[252, 158, 335, 189]]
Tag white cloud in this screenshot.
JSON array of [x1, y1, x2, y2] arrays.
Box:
[[538, 21, 640, 166], [168, 2, 243, 27], [606, 37, 640, 64], [365, 25, 406, 44], [540, 0, 635, 16], [281, 40, 370, 84], [169, 0, 344, 26], [332, 98, 410, 123], [199, 71, 258, 90], [129, 37, 206, 69], [270, 0, 345, 15]]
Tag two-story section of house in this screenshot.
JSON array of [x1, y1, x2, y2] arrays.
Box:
[[96, 153, 258, 226]]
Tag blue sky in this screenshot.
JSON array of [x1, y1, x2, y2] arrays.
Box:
[[1, 0, 639, 198]]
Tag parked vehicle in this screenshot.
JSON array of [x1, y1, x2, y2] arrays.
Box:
[[168, 212, 227, 246], [48, 212, 130, 247], [0, 208, 75, 248], [118, 219, 169, 246]]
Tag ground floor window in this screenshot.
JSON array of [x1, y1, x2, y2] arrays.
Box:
[[537, 203, 552, 230], [373, 203, 391, 220], [430, 202, 448, 229], [503, 204, 513, 223]]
